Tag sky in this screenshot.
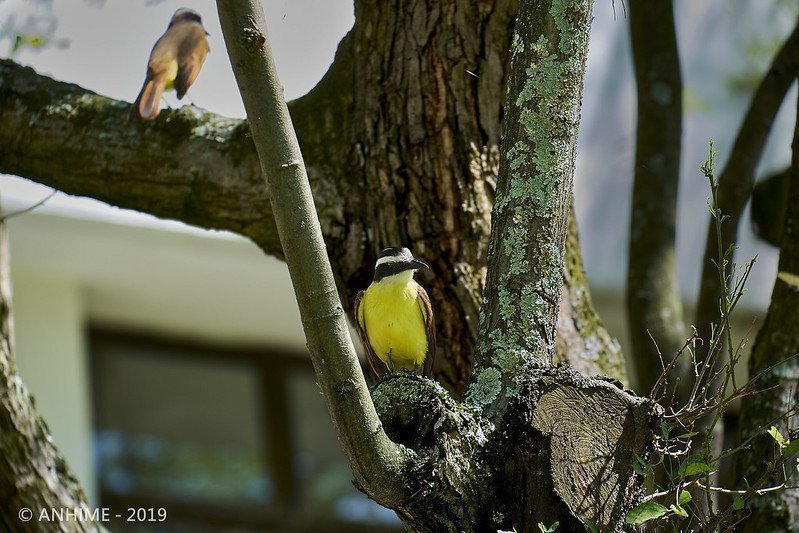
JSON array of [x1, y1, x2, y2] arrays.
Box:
[[1, 0, 797, 309]]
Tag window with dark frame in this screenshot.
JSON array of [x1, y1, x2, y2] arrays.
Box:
[[89, 328, 400, 532]]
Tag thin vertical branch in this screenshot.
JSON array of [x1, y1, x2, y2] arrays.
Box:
[[626, 0, 686, 394], [215, 0, 410, 506]]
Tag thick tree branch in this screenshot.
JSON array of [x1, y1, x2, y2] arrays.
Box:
[[627, 0, 686, 394], [215, 0, 410, 507], [0, 59, 285, 256], [694, 19, 799, 344], [470, 0, 594, 411], [556, 205, 627, 381], [734, 86, 799, 531]]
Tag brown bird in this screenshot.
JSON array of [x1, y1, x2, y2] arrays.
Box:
[[129, 8, 209, 121]]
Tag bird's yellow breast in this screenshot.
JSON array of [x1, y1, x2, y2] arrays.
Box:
[[360, 278, 428, 371]]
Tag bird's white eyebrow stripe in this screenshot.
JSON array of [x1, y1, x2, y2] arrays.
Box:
[[376, 255, 404, 267]]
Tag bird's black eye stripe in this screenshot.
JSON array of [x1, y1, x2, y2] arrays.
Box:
[[183, 12, 202, 24], [170, 11, 203, 27], [374, 261, 410, 282]]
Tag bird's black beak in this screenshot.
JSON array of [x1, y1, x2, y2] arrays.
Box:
[[410, 259, 429, 270]]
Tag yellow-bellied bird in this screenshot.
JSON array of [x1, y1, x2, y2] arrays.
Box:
[[354, 247, 436, 377], [129, 8, 209, 121]]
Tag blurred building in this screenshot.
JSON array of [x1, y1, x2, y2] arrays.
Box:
[[7, 204, 399, 531]]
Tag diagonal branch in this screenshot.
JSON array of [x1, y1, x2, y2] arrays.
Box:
[[215, 0, 410, 507], [694, 19, 799, 343]]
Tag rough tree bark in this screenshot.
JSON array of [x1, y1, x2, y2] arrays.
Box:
[[215, 0, 656, 531], [0, 1, 648, 529], [626, 0, 686, 394], [0, 0, 627, 396], [735, 89, 799, 532], [0, 207, 97, 531]]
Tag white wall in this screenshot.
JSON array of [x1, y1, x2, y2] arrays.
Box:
[[10, 272, 96, 504], [4, 206, 312, 507]]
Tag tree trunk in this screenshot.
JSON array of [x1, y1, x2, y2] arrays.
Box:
[[0, 1, 648, 529], [735, 89, 799, 532], [0, 205, 97, 532], [217, 1, 656, 530], [626, 0, 685, 394], [0, 0, 626, 396]]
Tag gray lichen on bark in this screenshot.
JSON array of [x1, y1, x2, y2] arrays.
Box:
[[472, 0, 594, 408]]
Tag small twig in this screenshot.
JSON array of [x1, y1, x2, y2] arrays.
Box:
[[0, 190, 57, 221]]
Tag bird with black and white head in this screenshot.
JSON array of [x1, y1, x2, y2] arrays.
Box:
[[354, 247, 436, 378]]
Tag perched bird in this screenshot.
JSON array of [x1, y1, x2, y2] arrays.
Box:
[[354, 247, 436, 377], [129, 8, 209, 120]]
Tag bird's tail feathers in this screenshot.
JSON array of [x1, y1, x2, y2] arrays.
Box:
[[129, 78, 165, 121]]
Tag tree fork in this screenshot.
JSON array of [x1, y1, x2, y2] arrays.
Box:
[[0, 25, 626, 393], [216, 0, 657, 530]]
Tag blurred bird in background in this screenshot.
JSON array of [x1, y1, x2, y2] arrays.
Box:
[[129, 8, 209, 121]]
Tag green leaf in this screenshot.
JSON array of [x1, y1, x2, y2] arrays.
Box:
[[537, 523, 558, 533], [679, 454, 714, 477], [675, 431, 698, 439], [625, 502, 669, 525], [679, 490, 692, 505], [670, 504, 689, 518], [732, 495, 745, 510], [584, 519, 599, 533], [783, 438, 799, 457], [768, 426, 788, 449]]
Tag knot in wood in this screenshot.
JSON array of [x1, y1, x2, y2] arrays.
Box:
[[239, 24, 265, 54]]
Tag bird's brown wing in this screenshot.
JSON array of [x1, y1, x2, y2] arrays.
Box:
[[175, 24, 209, 100], [353, 291, 385, 378], [418, 286, 436, 378], [129, 29, 179, 120]]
